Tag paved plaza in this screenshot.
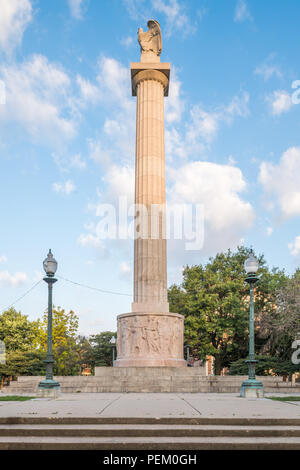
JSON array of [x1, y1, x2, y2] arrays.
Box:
[[1, 392, 300, 419]]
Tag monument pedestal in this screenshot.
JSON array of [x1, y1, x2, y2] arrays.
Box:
[[115, 312, 186, 367]]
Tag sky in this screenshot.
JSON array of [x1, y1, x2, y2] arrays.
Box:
[[0, 0, 300, 335]]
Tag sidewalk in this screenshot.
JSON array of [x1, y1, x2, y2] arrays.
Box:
[[1, 392, 300, 419]]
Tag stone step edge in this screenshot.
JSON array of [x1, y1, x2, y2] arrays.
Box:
[[1, 429, 300, 438], [1, 438, 300, 450], [2, 417, 300, 425]]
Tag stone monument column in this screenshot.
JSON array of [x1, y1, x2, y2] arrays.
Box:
[[115, 20, 186, 367]]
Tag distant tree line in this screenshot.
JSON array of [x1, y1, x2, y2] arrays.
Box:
[[0, 307, 116, 378]]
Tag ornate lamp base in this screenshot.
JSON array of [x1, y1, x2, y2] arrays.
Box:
[[37, 379, 60, 398], [240, 379, 264, 398]]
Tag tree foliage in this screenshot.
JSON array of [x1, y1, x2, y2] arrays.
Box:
[[258, 269, 300, 360], [36, 307, 79, 375], [0, 350, 46, 377], [89, 331, 117, 367], [0, 308, 39, 352], [228, 355, 300, 376], [168, 246, 286, 374], [0, 304, 118, 377]]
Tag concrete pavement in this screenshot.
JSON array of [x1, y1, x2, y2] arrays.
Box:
[[1, 392, 300, 420]]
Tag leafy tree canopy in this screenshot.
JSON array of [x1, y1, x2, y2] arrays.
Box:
[[89, 331, 117, 367], [168, 246, 286, 374], [36, 306, 79, 375], [0, 308, 39, 352]]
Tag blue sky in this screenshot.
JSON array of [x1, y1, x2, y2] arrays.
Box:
[[0, 0, 300, 335]]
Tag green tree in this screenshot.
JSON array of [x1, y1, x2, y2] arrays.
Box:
[[89, 331, 117, 367], [228, 355, 300, 377], [36, 307, 79, 375], [168, 247, 286, 374], [0, 350, 46, 377], [259, 269, 300, 360], [76, 335, 94, 367], [0, 308, 39, 352]]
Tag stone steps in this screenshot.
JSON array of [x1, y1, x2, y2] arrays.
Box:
[[1, 418, 300, 449], [2, 423, 300, 438], [3, 373, 300, 394]]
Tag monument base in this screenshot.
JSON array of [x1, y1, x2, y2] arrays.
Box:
[[114, 358, 186, 367], [115, 312, 185, 368]]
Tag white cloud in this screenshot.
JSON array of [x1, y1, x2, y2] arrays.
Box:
[[68, 0, 88, 20], [52, 152, 86, 172], [53, 180, 76, 195], [167, 161, 254, 259], [266, 226, 273, 237], [120, 36, 134, 48], [234, 0, 252, 23], [77, 233, 109, 259], [259, 147, 300, 218], [224, 92, 250, 119], [122, 0, 144, 20], [103, 165, 134, 203], [268, 90, 293, 115], [188, 106, 219, 143], [76, 75, 100, 104], [78, 233, 104, 248], [169, 161, 254, 230], [0, 255, 7, 264], [166, 92, 249, 160], [151, 0, 196, 36], [0, 271, 28, 287], [289, 236, 300, 257], [87, 56, 135, 171], [228, 155, 237, 165], [165, 68, 184, 123], [70, 153, 86, 169], [0, 54, 76, 143], [123, 0, 196, 37], [0, 0, 32, 54], [96, 56, 133, 113], [254, 58, 282, 81], [88, 139, 112, 167], [119, 261, 132, 280], [78, 163, 135, 261]]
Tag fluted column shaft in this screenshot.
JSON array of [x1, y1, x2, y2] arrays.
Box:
[[132, 69, 169, 313]]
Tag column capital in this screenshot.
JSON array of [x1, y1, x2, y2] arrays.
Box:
[[131, 62, 170, 97]]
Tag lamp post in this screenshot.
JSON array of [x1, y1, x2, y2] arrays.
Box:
[[240, 253, 264, 398], [37, 249, 60, 398], [110, 336, 116, 365], [184, 344, 191, 362]]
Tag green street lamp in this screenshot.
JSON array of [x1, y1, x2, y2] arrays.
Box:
[[184, 344, 191, 362], [37, 250, 60, 398], [240, 253, 264, 398], [110, 336, 116, 365]]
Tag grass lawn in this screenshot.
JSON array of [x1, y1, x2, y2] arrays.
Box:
[[0, 396, 35, 401], [267, 396, 300, 402]]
